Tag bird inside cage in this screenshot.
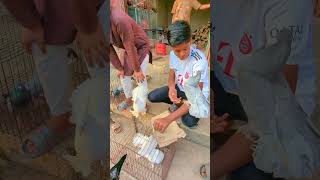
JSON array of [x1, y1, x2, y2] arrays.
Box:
[[5, 71, 44, 111]]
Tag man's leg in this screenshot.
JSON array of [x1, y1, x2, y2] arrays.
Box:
[[148, 86, 172, 104], [120, 75, 134, 106], [181, 113, 199, 128], [138, 54, 149, 89], [24, 44, 73, 154], [118, 54, 150, 109]]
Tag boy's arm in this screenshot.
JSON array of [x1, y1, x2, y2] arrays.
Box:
[[168, 69, 176, 91], [3, 0, 42, 30]]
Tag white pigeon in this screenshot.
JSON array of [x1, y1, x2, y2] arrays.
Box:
[[131, 85, 148, 117], [63, 75, 108, 177], [237, 29, 320, 179], [184, 71, 210, 118]]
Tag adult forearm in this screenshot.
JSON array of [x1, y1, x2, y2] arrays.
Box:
[[3, 0, 42, 29], [199, 4, 210, 10]]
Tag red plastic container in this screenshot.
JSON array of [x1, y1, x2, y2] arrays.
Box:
[[155, 43, 166, 56]]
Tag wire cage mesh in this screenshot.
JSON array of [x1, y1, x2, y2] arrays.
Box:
[[109, 57, 172, 179], [0, 14, 89, 141], [109, 66, 163, 179], [110, 111, 168, 180]]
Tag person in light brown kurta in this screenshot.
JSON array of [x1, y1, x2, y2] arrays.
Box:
[[171, 0, 210, 24]]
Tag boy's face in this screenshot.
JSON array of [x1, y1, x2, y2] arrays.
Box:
[[172, 40, 191, 60]]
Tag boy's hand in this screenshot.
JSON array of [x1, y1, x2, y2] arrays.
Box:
[[21, 26, 46, 54], [76, 22, 108, 68], [133, 71, 145, 83], [212, 113, 229, 134], [153, 117, 171, 133], [168, 88, 181, 104]]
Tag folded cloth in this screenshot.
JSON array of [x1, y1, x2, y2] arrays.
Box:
[[151, 111, 186, 148]]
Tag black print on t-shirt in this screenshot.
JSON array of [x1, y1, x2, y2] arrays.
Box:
[[270, 25, 303, 42]]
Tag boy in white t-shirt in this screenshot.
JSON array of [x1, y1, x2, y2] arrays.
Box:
[[212, 0, 318, 179], [148, 21, 209, 132]]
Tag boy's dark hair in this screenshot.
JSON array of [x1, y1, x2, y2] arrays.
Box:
[[167, 20, 191, 47]]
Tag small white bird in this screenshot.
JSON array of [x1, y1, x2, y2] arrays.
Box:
[[184, 71, 209, 118], [64, 75, 108, 177], [131, 85, 148, 117]]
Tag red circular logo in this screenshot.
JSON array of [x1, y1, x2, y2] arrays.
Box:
[[185, 72, 189, 79], [239, 33, 253, 54]]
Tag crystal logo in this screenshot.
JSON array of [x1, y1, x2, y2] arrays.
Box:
[[270, 25, 303, 42]]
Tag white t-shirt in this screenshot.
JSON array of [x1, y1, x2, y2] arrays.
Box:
[[169, 46, 210, 99], [213, 0, 316, 115]]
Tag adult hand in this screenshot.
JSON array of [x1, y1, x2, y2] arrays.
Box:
[[153, 117, 171, 133], [117, 69, 125, 78], [133, 71, 145, 83], [168, 87, 181, 104], [211, 113, 229, 134], [21, 25, 46, 54], [76, 22, 108, 68]]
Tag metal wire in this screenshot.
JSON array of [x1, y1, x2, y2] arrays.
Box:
[[0, 15, 89, 141]]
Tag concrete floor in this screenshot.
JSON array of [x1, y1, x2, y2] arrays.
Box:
[[0, 159, 61, 180], [167, 140, 210, 180]]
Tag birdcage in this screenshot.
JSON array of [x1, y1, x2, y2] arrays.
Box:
[[0, 14, 89, 141], [110, 111, 177, 180]]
